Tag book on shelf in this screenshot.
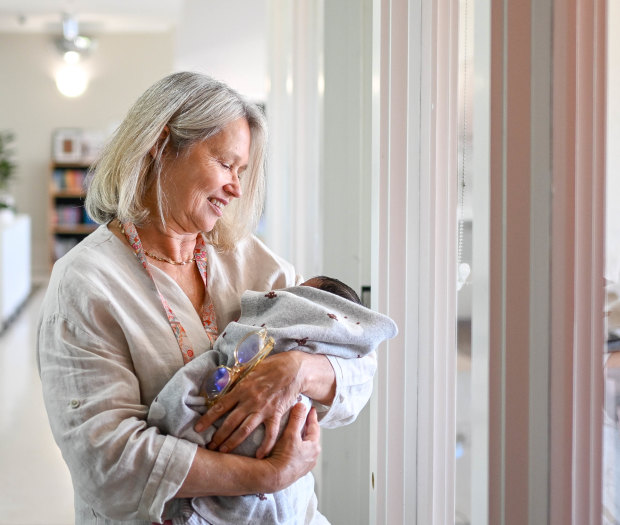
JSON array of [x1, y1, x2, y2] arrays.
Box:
[[52, 204, 96, 227], [54, 205, 83, 226], [52, 168, 88, 193]]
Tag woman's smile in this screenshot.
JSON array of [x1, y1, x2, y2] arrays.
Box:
[[158, 117, 251, 234], [208, 197, 227, 216]]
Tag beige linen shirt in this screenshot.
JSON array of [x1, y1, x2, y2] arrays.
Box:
[[37, 225, 377, 524]]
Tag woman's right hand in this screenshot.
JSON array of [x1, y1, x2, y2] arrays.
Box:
[[195, 351, 334, 459], [176, 402, 321, 498]]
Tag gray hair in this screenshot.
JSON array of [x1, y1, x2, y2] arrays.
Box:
[[85, 71, 267, 251]]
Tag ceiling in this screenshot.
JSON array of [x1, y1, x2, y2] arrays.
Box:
[[0, 0, 184, 34]]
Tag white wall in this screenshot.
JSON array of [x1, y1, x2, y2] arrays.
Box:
[[174, 0, 268, 101], [320, 1, 373, 523], [0, 32, 174, 280]]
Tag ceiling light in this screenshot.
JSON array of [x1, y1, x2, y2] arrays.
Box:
[[56, 64, 88, 98], [54, 12, 95, 98], [63, 50, 80, 64]]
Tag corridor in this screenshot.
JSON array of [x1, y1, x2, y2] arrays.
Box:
[[0, 286, 74, 524]]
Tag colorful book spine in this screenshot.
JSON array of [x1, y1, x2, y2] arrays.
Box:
[[52, 168, 87, 192]]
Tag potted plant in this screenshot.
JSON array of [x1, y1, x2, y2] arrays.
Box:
[[0, 130, 17, 223]]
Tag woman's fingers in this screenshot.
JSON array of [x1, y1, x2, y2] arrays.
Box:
[[278, 402, 309, 445], [203, 404, 246, 450], [194, 396, 236, 433], [212, 411, 267, 453], [264, 404, 321, 491], [255, 417, 281, 459], [194, 352, 309, 453], [302, 406, 320, 442]]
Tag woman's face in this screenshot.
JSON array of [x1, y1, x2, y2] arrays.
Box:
[[159, 117, 251, 234]]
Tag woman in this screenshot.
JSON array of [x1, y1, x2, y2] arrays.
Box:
[[37, 72, 377, 524]]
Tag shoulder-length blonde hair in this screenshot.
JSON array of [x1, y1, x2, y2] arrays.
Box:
[[85, 71, 267, 251]]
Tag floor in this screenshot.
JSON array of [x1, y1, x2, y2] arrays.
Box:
[[0, 286, 74, 525]]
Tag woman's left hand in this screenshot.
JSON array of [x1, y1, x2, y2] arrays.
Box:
[[194, 351, 335, 459]]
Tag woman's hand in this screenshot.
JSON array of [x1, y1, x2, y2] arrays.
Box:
[[263, 403, 321, 490], [194, 351, 335, 458], [177, 403, 321, 498]]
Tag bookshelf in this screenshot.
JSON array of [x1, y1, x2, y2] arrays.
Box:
[[49, 163, 97, 264]]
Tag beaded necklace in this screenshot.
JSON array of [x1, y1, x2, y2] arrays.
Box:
[[120, 221, 218, 363]]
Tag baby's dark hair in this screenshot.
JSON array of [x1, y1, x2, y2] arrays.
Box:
[[302, 276, 362, 305]]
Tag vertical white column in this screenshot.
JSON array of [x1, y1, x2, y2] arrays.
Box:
[[319, 0, 374, 523], [290, 1, 324, 279], [470, 0, 491, 523], [264, 0, 323, 279], [370, 0, 459, 523], [321, 0, 373, 294], [264, 1, 294, 262]]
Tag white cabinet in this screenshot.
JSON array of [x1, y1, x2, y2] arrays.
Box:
[[0, 214, 31, 329]]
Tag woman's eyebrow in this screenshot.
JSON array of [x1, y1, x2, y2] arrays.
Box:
[[212, 147, 245, 163]]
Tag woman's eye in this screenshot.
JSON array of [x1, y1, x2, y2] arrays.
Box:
[[220, 162, 231, 170]]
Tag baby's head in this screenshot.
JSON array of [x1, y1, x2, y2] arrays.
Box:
[[301, 276, 362, 305]]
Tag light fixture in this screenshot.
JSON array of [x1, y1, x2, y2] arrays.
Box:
[[57, 13, 94, 54], [54, 13, 95, 98], [63, 50, 80, 65], [56, 63, 88, 98], [62, 12, 78, 41]]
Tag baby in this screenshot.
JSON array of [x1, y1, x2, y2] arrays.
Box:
[[148, 276, 397, 525]]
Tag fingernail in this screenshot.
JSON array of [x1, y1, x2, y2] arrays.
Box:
[[220, 445, 228, 453], [195, 423, 204, 432]]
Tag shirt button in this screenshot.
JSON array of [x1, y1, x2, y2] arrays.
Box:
[[70, 399, 81, 409]]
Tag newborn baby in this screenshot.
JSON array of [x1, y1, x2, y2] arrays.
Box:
[[148, 277, 398, 524]]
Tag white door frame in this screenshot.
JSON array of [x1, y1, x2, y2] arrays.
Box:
[[369, 0, 459, 523]]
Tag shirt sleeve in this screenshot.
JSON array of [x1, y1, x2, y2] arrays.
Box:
[[37, 313, 197, 523], [317, 352, 377, 429]]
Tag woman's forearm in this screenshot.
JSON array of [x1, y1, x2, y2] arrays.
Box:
[[176, 447, 275, 497]]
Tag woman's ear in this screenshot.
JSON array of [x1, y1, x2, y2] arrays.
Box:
[[150, 125, 170, 158]]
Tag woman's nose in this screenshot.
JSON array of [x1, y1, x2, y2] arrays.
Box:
[[224, 172, 242, 198]]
